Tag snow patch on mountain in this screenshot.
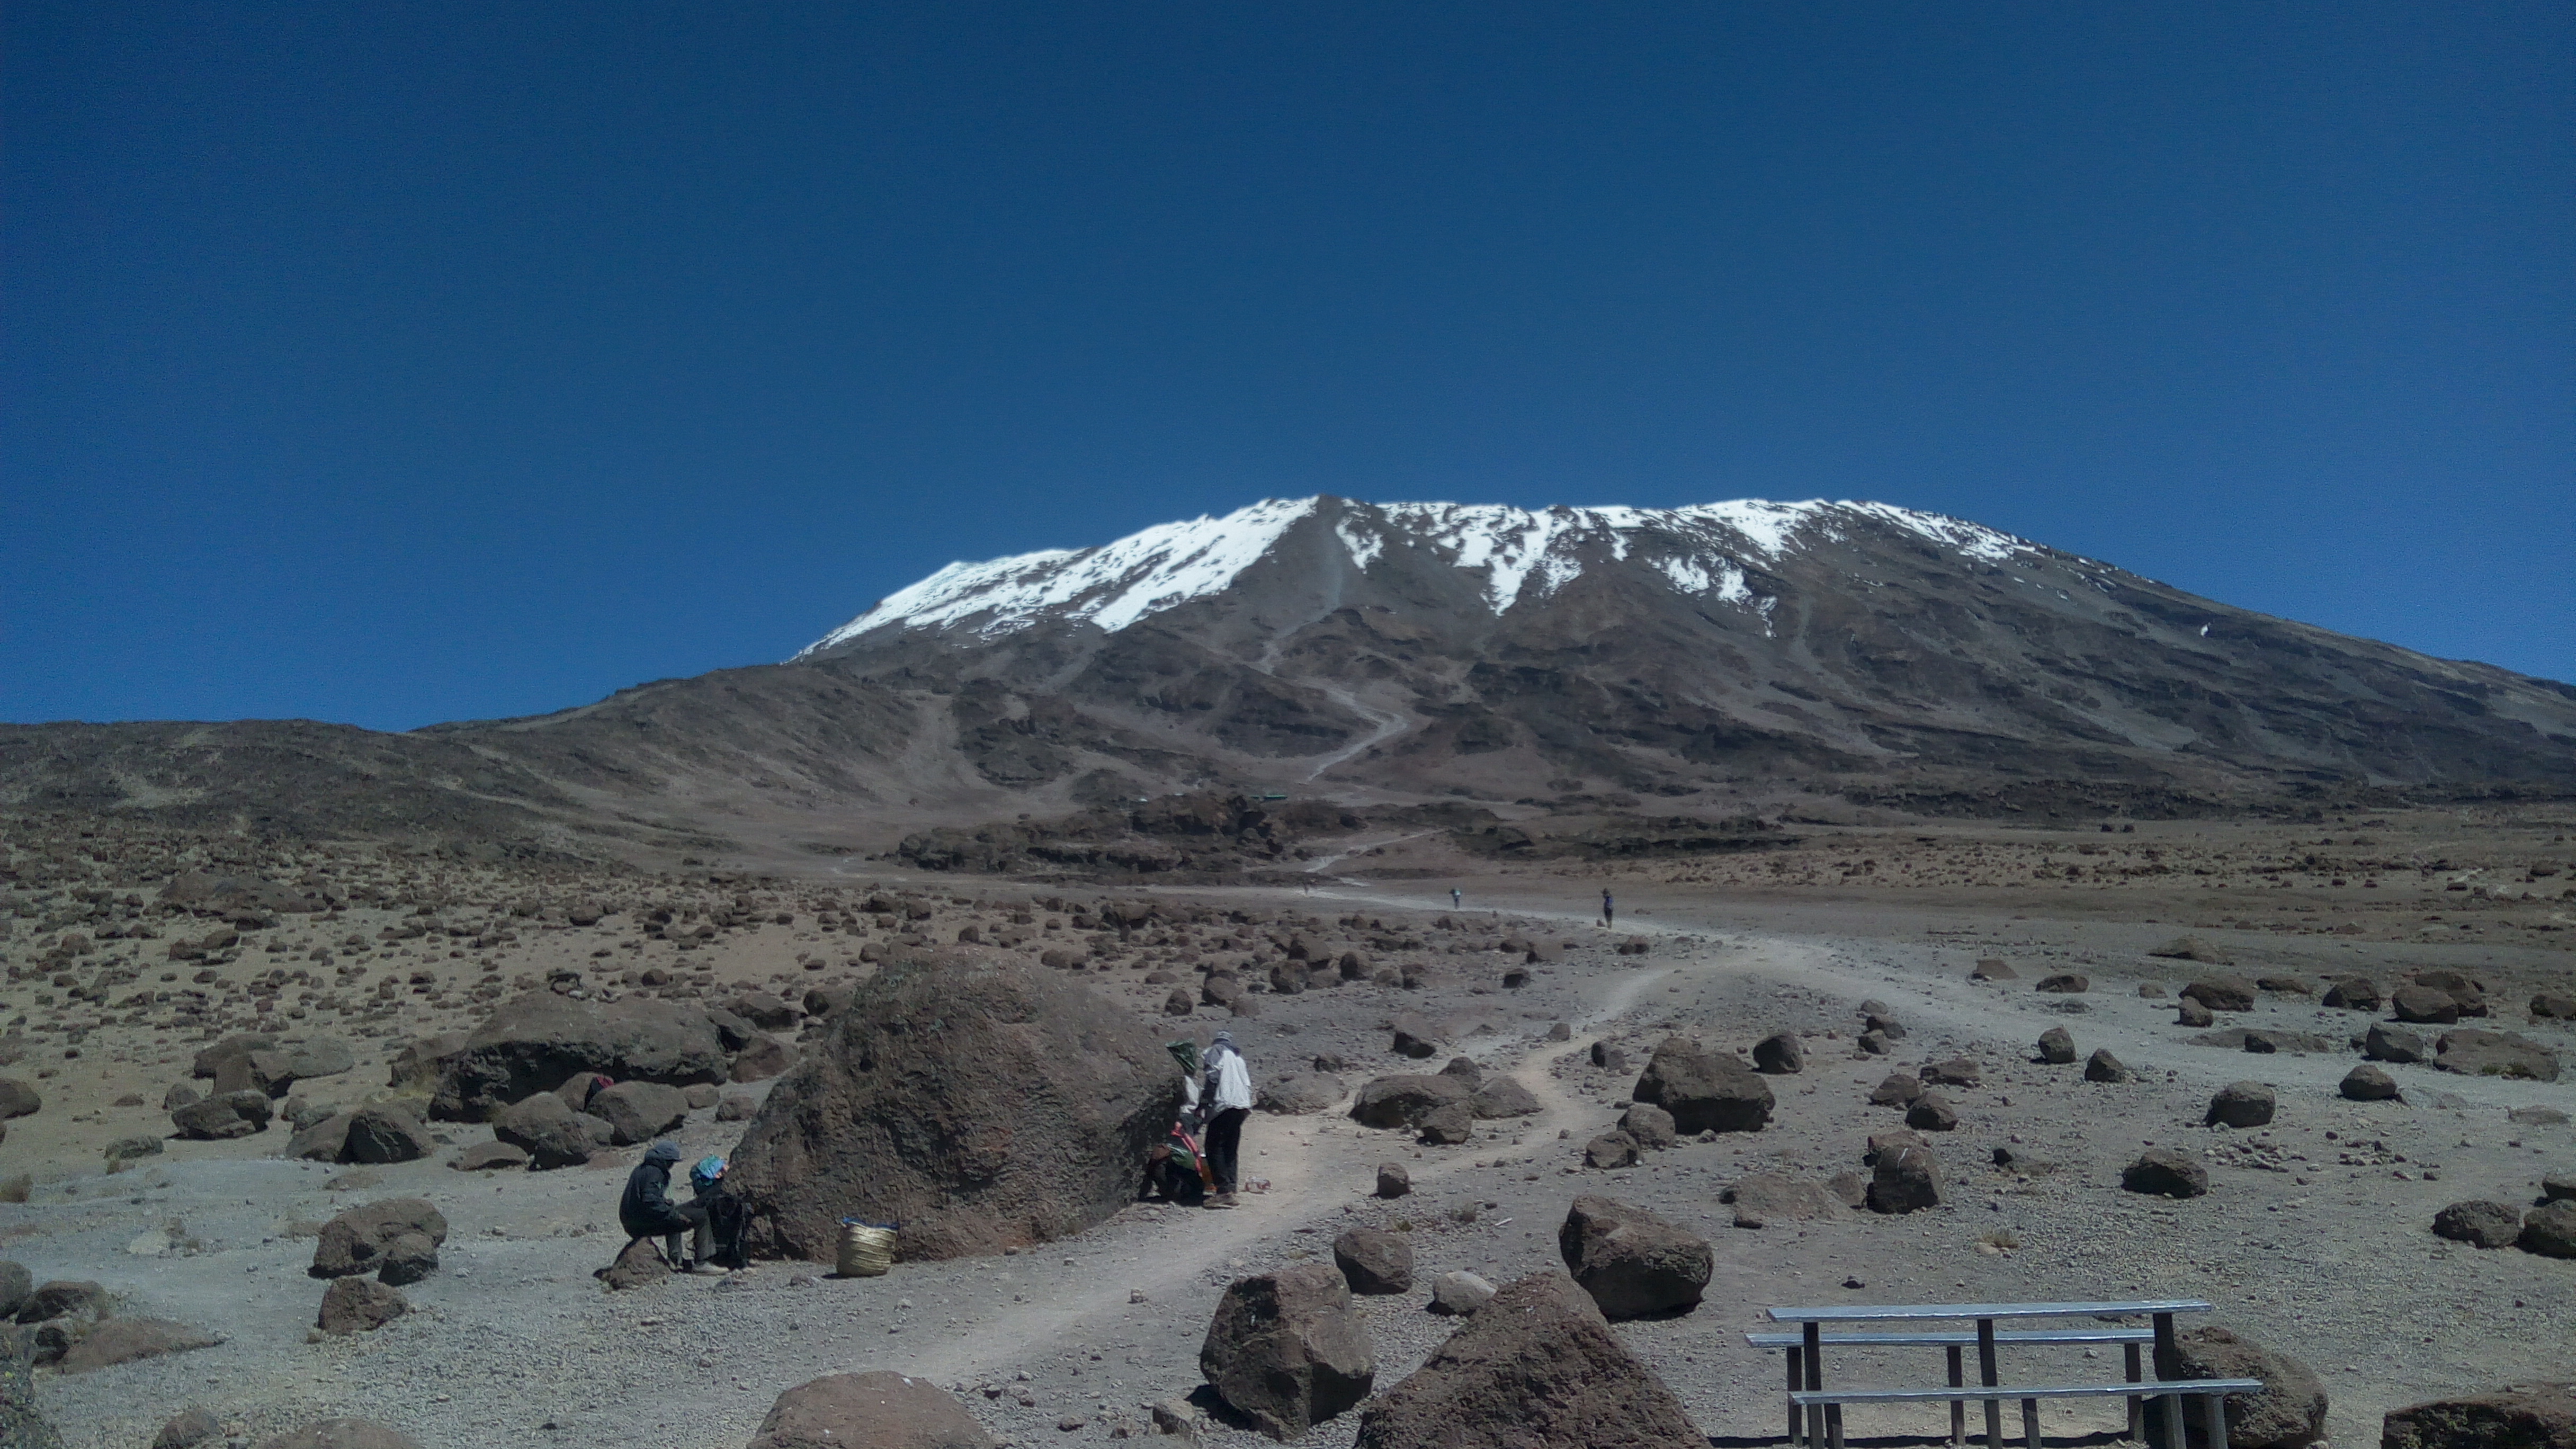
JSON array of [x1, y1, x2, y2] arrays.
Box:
[[800, 494, 2037, 653]]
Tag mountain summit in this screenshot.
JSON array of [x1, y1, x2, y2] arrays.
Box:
[[7, 495, 2570, 848]]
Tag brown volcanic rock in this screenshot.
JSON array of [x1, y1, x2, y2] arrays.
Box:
[[1354, 1270, 1703, 1449], [1629, 1036, 1772, 1133], [726, 953, 1178, 1262], [1198, 1262, 1375, 1440], [747, 1372, 996, 1449], [2152, 1325, 2328, 1449], [1557, 1195, 1710, 1319], [429, 992, 727, 1121], [2382, 1384, 2576, 1449]]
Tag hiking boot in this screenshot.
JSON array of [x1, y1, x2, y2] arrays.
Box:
[[1203, 1196, 1235, 1210]]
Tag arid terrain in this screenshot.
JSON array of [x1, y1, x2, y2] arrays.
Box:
[[2, 798, 2568, 1447]]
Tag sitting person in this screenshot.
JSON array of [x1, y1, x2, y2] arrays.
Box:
[[1138, 1124, 1208, 1207], [620, 1140, 714, 1272]]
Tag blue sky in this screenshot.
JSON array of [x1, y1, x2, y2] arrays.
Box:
[[5, 2, 2569, 730]]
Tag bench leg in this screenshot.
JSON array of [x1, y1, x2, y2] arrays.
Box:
[[2022, 1397, 2042, 1449], [1978, 1318, 2005, 1449], [2125, 1344, 2143, 1442], [1788, 1346, 1803, 1444], [2201, 1392, 2231, 1449], [2152, 1314, 2184, 1449], [1948, 1345, 1966, 1448], [1805, 1322, 1826, 1449]]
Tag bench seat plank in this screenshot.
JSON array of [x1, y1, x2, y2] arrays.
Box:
[[1793, 1379, 2261, 1406], [1749, 1329, 2153, 1347], [1768, 1300, 2211, 1323]]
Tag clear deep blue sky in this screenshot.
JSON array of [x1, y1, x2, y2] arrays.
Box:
[[6, 3, 2570, 730]]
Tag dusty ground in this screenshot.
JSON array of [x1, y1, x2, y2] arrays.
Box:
[[1, 806, 2570, 1447]]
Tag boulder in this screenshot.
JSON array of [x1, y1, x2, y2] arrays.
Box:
[[14, 1281, 104, 1325], [2416, 971, 2490, 1015], [0, 1079, 40, 1120], [2035, 973, 2089, 994], [715, 1093, 757, 1122], [1439, 1057, 1483, 1086], [308, 1198, 448, 1281], [599, 1237, 669, 1291], [1557, 1195, 1710, 1319], [171, 1089, 272, 1140], [1349, 1075, 1473, 1131], [2177, 998, 2215, 1028], [57, 1319, 220, 1374], [2341, 1065, 2402, 1101], [2367, 1024, 2429, 1064], [731, 992, 800, 1031], [2152, 1324, 2327, 1449], [316, 1276, 409, 1334], [2123, 1148, 2210, 1197], [2322, 978, 2381, 1010], [1971, 959, 2018, 982], [1725, 1173, 1847, 1229], [1354, 1271, 1704, 1449], [2520, 1200, 2576, 1258], [2434, 1030, 2560, 1083], [1920, 1057, 1980, 1087], [1630, 1036, 1773, 1134], [2382, 1384, 2576, 1449], [155, 1406, 221, 1449], [1163, 988, 1195, 1016], [2085, 1049, 2131, 1083], [729, 1035, 797, 1083], [2393, 985, 2463, 1025], [1868, 1073, 1922, 1106], [2036, 1028, 2076, 1065], [1332, 1228, 1414, 1294], [2546, 1174, 2576, 1204], [340, 1106, 432, 1165], [746, 1371, 997, 1449], [285, 1112, 355, 1162], [1375, 1162, 1411, 1198], [1618, 1103, 1677, 1150], [1257, 1073, 1344, 1116], [1198, 1262, 1375, 1440], [1469, 1078, 1541, 1119], [1418, 1102, 1473, 1144], [1390, 1017, 1441, 1059], [1585, 1132, 1640, 1170], [2152, 936, 2233, 965], [1426, 1270, 1497, 1316], [0, 1263, 28, 1320], [1752, 1032, 1804, 1074], [726, 955, 1182, 1262], [249, 1421, 427, 1449], [2532, 991, 2576, 1022], [2205, 1081, 2276, 1129], [427, 992, 729, 1121], [1868, 1144, 1943, 1213], [1906, 1094, 1960, 1132], [2180, 978, 2257, 1012], [588, 1080, 691, 1146], [2431, 1201, 2524, 1249], [491, 1092, 594, 1169], [449, 1141, 529, 1171]]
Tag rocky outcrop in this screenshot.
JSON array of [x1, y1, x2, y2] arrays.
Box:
[[1355, 1271, 1704, 1449], [57, 1319, 221, 1374], [726, 954, 1179, 1262], [2381, 1383, 2576, 1449], [2434, 1030, 2560, 1083], [308, 1199, 448, 1284], [1199, 1263, 1375, 1440], [428, 992, 728, 1121], [1629, 1036, 1773, 1133], [2152, 1324, 2327, 1449]]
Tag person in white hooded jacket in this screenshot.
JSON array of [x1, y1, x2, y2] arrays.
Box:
[[1200, 1031, 1254, 1209]]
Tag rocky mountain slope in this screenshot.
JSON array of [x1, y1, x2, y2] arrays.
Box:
[[5, 496, 2571, 853]]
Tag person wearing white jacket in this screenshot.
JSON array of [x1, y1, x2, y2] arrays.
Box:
[[1200, 1031, 1254, 1209]]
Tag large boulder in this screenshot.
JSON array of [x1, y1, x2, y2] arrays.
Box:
[[316, 1277, 409, 1334], [2393, 985, 2463, 1025], [726, 954, 1180, 1262], [0, 1079, 42, 1120], [1558, 1195, 1710, 1320], [2367, 1025, 2429, 1064], [2434, 1030, 2561, 1083], [1629, 1036, 1773, 1134], [1332, 1228, 1414, 1294], [2205, 1081, 2276, 1129], [2322, 978, 2382, 1010], [2382, 1384, 2576, 1449], [1752, 1032, 1804, 1074], [1725, 1173, 1847, 1229], [1868, 1144, 1943, 1214], [57, 1319, 221, 1374], [491, 1092, 595, 1169], [339, 1107, 432, 1165], [1355, 1271, 1704, 1449], [2152, 1324, 2328, 1449], [249, 1422, 425, 1449], [428, 992, 728, 1121], [2180, 978, 2258, 1013], [1349, 1074, 1473, 1130], [2521, 1200, 2576, 1258], [1199, 1262, 1375, 1440], [588, 1081, 690, 1146], [227, 1040, 356, 1098], [746, 1371, 996, 1449], [1258, 1072, 1344, 1115], [2341, 1065, 2402, 1101], [285, 1112, 356, 1163], [2431, 1202, 2525, 1250], [1469, 1078, 1541, 1119], [171, 1089, 272, 1140], [309, 1199, 448, 1282], [2123, 1148, 2210, 1198]]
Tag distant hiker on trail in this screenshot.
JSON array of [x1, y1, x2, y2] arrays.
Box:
[[1199, 1031, 1254, 1210], [1450, 888, 1462, 910], [1602, 889, 1614, 928], [620, 1140, 716, 1273]]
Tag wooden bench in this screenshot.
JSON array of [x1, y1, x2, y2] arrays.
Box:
[[1763, 1300, 2239, 1449]]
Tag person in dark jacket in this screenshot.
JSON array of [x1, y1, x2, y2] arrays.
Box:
[[620, 1140, 711, 1270]]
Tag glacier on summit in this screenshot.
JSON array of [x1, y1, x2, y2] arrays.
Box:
[[800, 496, 2038, 655]]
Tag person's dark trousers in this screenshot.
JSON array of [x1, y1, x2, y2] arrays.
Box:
[[1204, 1107, 1250, 1194]]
